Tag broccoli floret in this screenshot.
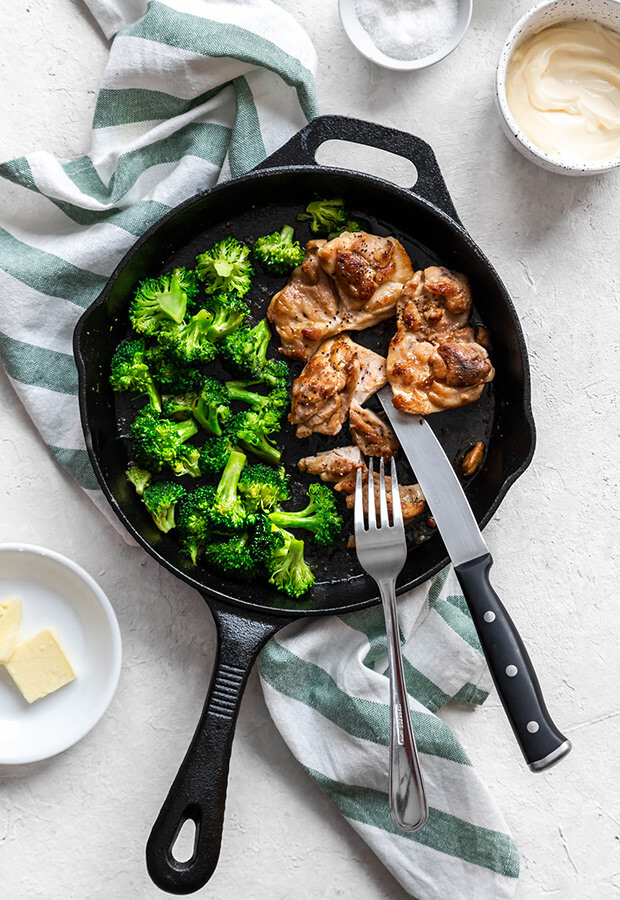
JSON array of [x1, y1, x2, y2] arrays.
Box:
[[238, 464, 290, 513], [207, 448, 248, 534], [200, 292, 249, 342], [129, 408, 199, 475], [253, 226, 306, 275], [334, 219, 362, 239], [192, 377, 231, 436], [226, 381, 289, 428], [146, 345, 205, 394], [110, 339, 161, 412], [198, 433, 237, 478], [161, 393, 198, 421], [125, 466, 152, 496], [269, 483, 342, 546], [176, 486, 213, 564], [262, 358, 289, 388], [253, 519, 314, 599], [297, 198, 350, 238], [196, 237, 253, 298], [129, 267, 198, 335], [142, 481, 186, 533], [158, 309, 217, 366], [203, 533, 258, 581], [218, 319, 270, 380], [230, 409, 282, 466]]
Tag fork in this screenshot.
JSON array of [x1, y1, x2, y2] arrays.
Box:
[[354, 457, 429, 833]]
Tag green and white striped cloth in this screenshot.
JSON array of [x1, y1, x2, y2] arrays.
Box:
[[0, 1, 519, 896]]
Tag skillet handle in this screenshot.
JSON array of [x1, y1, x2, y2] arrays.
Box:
[[146, 604, 287, 895], [255, 114, 462, 225]]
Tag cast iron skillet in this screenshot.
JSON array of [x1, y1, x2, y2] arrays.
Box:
[[74, 116, 535, 894]]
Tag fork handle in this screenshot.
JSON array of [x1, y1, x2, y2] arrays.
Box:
[[379, 580, 429, 832]]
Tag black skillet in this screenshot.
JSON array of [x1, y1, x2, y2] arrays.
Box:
[[74, 116, 536, 895]]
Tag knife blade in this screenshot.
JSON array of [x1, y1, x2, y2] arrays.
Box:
[[379, 385, 571, 772]]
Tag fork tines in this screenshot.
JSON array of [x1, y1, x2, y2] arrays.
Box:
[[355, 456, 404, 532]]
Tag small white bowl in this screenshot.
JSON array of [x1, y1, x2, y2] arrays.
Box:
[[0, 545, 122, 764], [339, 0, 473, 71], [496, 0, 620, 175]]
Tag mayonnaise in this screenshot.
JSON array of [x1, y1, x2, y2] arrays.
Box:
[[506, 20, 620, 162]]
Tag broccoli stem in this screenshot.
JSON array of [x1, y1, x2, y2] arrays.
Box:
[[160, 269, 189, 323], [216, 449, 247, 505], [238, 435, 282, 466], [269, 501, 319, 532], [280, 225, 294, 245], [225, 381, 263, 407], [173, 418, 199, 443]]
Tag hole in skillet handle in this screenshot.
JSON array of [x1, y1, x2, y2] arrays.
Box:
[[253, 114, 462, 226]]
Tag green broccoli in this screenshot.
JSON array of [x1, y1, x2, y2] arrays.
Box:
[[198, 433, 238, 478], [125, 466, 152, 496], [219, 319, 287, 387], [157, 309, 217, 366], [129, 408, 199, 476], [200, 292, 249, 342], [202, 533, 258, 581], [196, 237, 253, 297], [251, 518, 314, 599], [129, 267, 198, 335], [110, 339, 161, 412], [297, 198, 359, 239], [146, 345, 205, 394], [253, 226, 306, 275], [207, 448, 248, 534], [225, 381, 289, 429], [269, 483, 342, 546], [230, 409, 282, 466], [176, 486, 213, 564], [238, 464, 290, 513], [192, 377, 231, 436], [161, 393, 198, 421], [142, 481, 186, 533]]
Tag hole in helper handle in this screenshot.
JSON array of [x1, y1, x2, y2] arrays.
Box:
[[255, 114, 462, 225], [145, 604, 288, 895]]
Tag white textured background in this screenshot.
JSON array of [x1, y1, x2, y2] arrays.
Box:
[[0, 1, 618, 898]]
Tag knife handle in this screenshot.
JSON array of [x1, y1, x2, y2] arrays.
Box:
[[454, 553, 571, 771]]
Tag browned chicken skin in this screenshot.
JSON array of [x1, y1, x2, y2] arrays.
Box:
[[268, 232, 413, 362], [317, 232, 413, 320], [388, 266, 494, 415], [289, 335, 387, 438]]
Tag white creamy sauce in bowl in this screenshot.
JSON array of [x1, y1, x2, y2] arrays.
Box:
[[506, 20, 620, 163]]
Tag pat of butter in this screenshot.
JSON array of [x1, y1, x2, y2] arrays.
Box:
[[0, 598, 23, 664], [5, 629, 75, 704]]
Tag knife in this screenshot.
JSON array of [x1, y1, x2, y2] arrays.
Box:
[[379, 386, 571, 772]]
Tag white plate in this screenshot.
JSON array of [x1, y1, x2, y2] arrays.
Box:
[[0, 544, 122, 764]]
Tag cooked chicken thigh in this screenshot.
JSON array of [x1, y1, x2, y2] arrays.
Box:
[[268, 233, 414, 361], [349, 401, 399, 458], [267, 240, 340, 361], [317, 232, 413, 329], [387, 266, 494, 416], [289, 335, 387, 438], [298, 445, 363, 487]]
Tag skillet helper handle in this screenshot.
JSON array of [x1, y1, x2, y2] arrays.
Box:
[[454, 554, 571, 772], [256, 114, 462, 224], [146, 606, 283, 895]]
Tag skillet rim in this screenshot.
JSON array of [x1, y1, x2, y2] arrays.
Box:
[[73, 162, 536, 618]]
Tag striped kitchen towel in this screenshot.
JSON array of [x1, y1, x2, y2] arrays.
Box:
[[0, 1, 519, 897]]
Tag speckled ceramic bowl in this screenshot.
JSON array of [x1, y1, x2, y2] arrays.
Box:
[[496, 0, 620, 175]]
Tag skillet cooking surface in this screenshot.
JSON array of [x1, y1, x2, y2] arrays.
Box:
[[76, 155, 534, 618]]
